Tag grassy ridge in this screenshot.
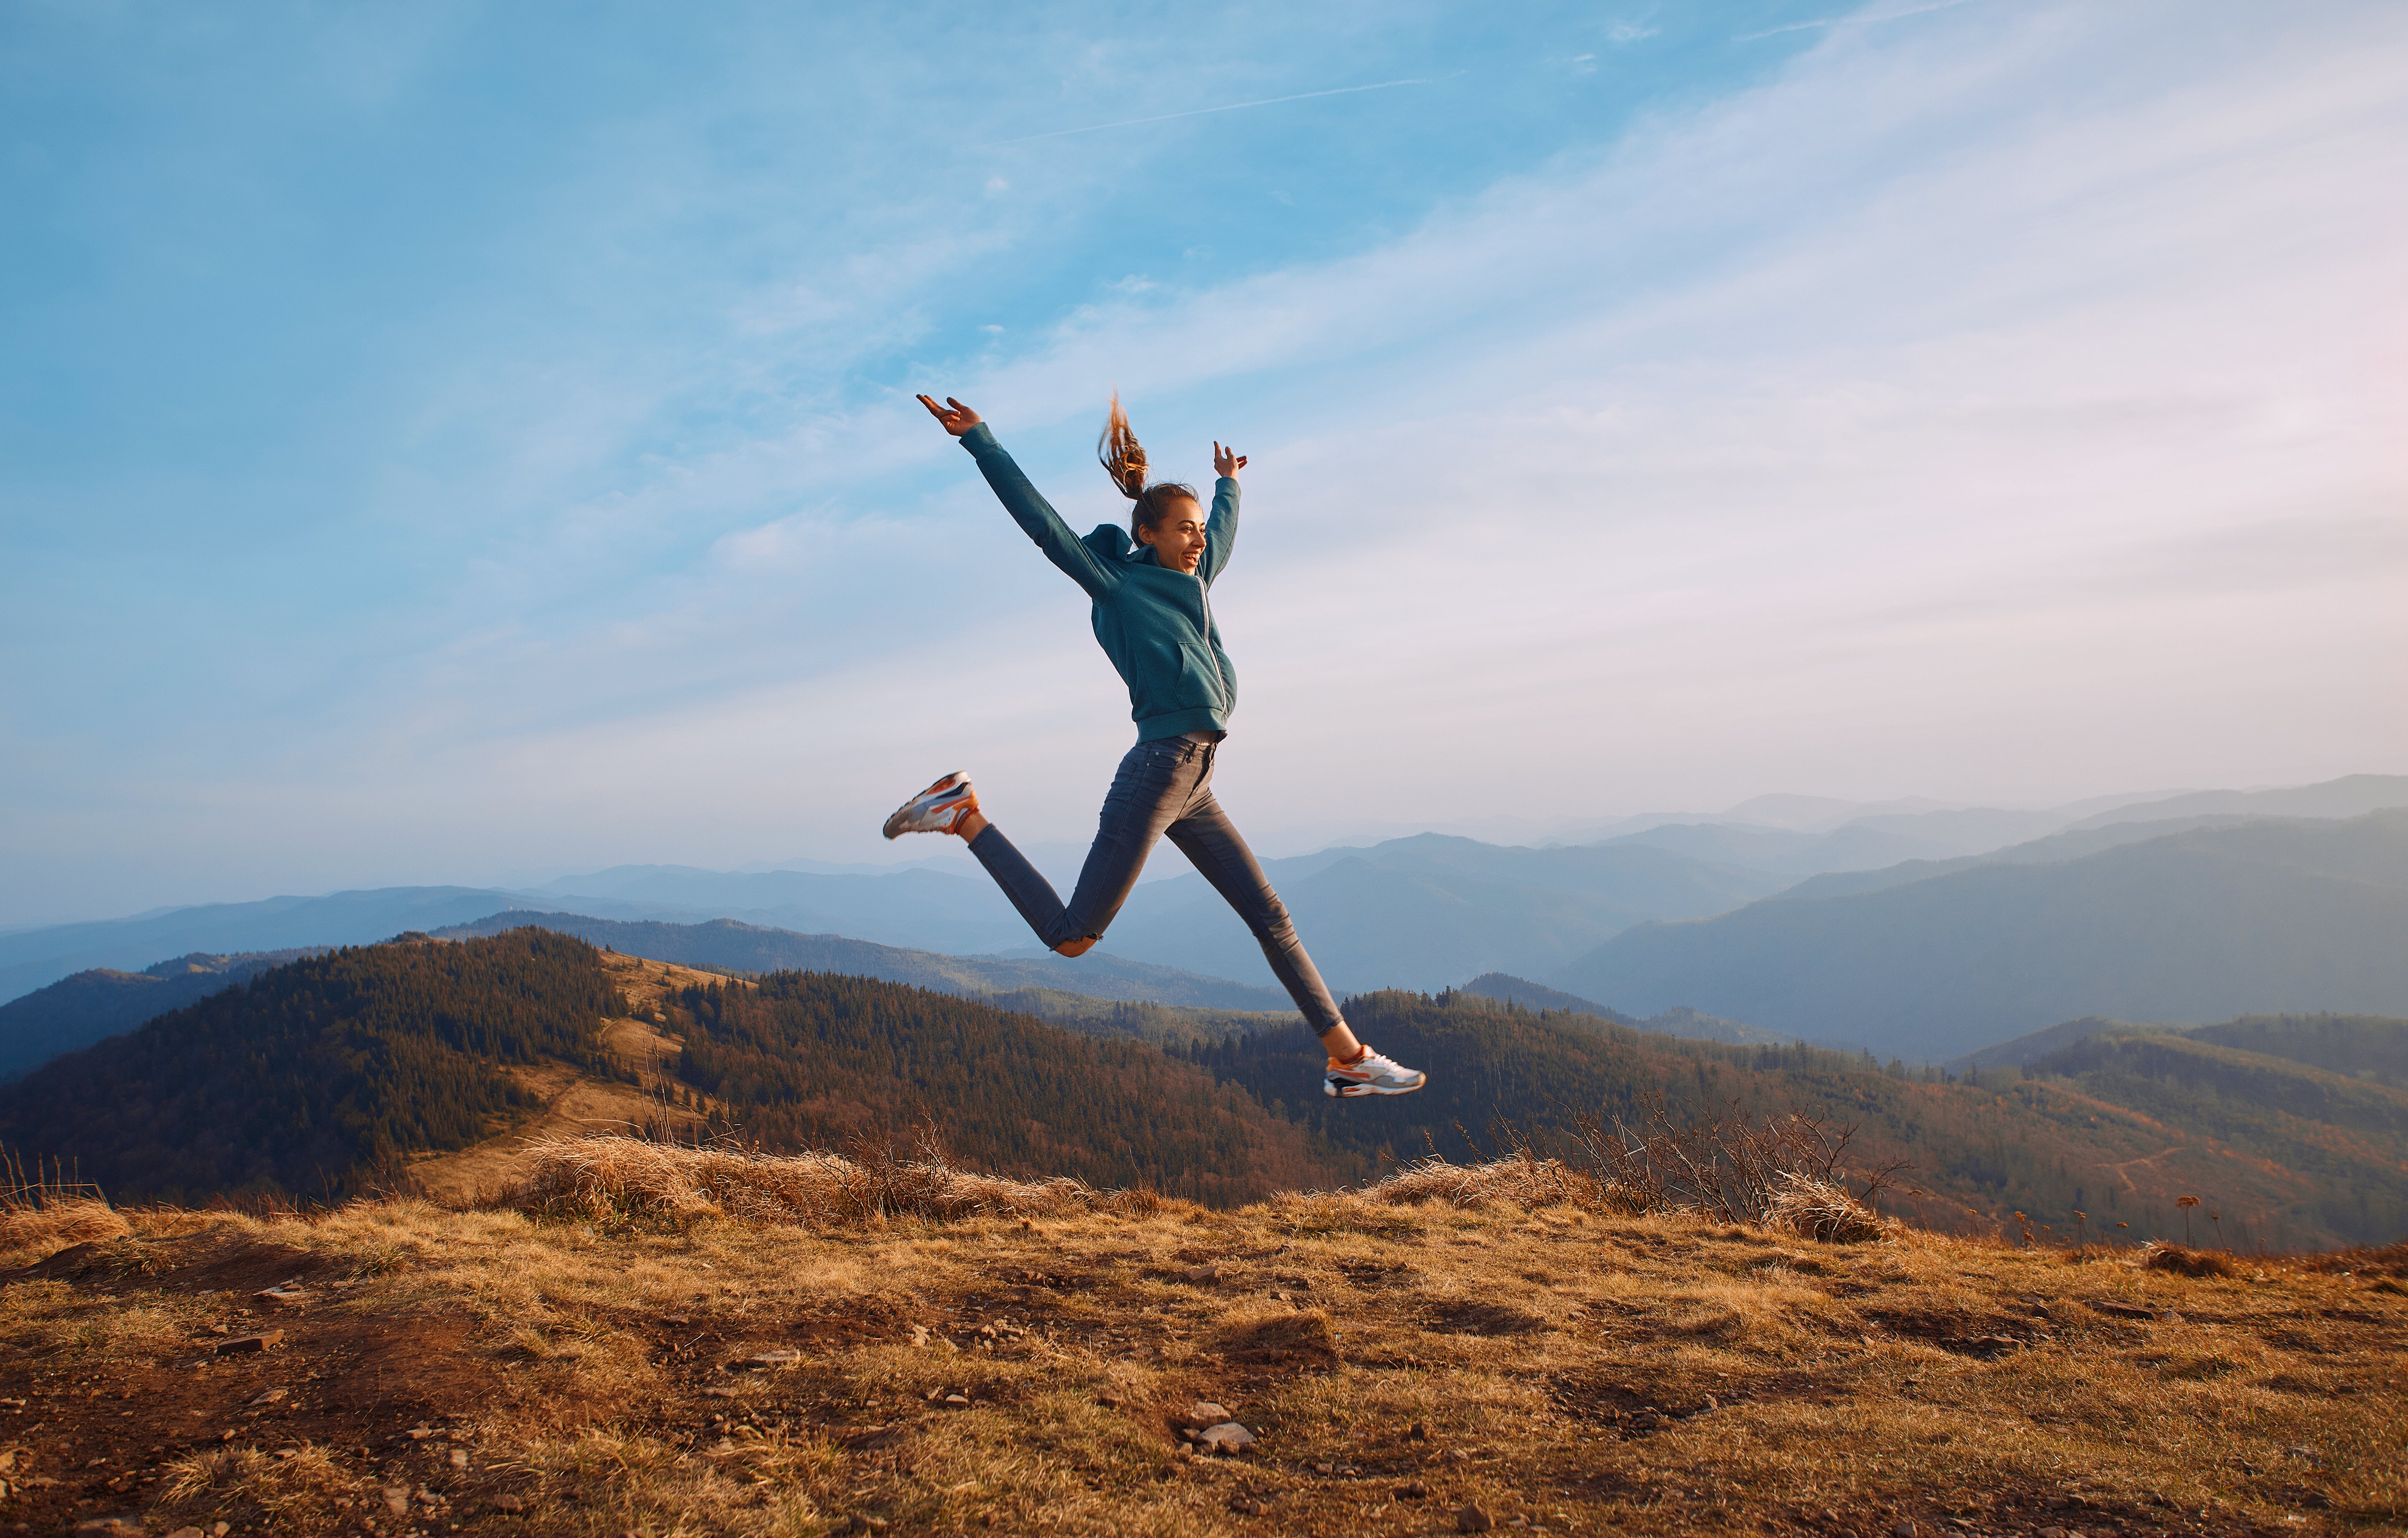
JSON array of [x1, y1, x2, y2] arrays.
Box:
[[0, 930, 625, 1202]]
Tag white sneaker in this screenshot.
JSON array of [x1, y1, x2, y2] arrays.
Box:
[[1323, 1046, 1427, 1099], [881, 772, 979, 839]]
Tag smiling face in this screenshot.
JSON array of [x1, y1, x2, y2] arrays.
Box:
[[1136, 494, 1208, 574]]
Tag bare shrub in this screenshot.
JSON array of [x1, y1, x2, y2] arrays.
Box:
[[2141, 1242, 2236, 1278], [511, 1133, 1117, 1227], [1561, 1095, 1906, 1242]]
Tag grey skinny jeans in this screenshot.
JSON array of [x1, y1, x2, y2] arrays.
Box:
[[966, 735, 1347, 1036]]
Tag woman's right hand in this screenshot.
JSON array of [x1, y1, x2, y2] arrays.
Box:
[[916, 395, 983, 436]]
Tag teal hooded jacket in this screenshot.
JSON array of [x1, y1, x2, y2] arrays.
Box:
[[960, 422, 1239, 741]]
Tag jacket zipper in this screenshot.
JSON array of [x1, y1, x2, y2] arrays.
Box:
[[1194, 570, 1231, 710]]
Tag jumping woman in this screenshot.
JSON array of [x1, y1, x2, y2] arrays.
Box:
[[883, 392, 1426, 1101]]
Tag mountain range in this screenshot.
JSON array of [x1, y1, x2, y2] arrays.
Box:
[[9, 931, 2401, 1249], [1555, 810, 2408, 1059], [5, 773, 2403, 1082]]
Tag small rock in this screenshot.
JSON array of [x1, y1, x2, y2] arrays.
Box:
[[246, 1388, 288, 1406], [1895, 1524, 1918, 1538], [945, 1394, 971, 1407], [450, 1448, 470, 1469], [748, 1349, 803, 1369], [1398, 1481, 1431, 1498], [1182, 1400, 1232, 1428], [1458, 1505, 1497, 1533], [660, 1314, 693, 1327], [491, 1493, 526, 1513], [1173, 1444, 1194, 1459], [73, 1520, 145, 1538], [1195, 1422, 1256, 1455], [407, 1425, 436, 1439], [213, 1330, 283, 1355], [909, 1325, 931, 1347], [383, 1486, 412, 1516], [704, 1386, 741, 1398], [255, 1283, 309, 1307], [1446, 1448, 1473, 1464], [848, 1518, 890, 1534], [1184, 1264, 1225, 1285], [167, 1528, 206, 1538]]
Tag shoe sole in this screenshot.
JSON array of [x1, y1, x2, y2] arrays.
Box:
[[1323, 1077, 1427, 1099], [883, 775, 974, 839]]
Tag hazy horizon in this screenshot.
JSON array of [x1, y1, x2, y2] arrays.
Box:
[[13, 771, 2404, 933], [7, 2, 2404, 929]]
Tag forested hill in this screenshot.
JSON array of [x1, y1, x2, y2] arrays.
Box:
[[11, 930, 2403, 1243], [1175, 991, 2408, 1250], [0, 947, 327, 1082], [667, 972, 1352, 1205], [0, 930, 624, 1203], [0, 932, 1349, 1209]]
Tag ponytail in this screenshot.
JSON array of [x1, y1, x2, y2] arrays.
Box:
[[1097, 390, 1198, 539], [1097, 389, 1149, 500]]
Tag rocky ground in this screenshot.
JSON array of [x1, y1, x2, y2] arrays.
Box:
[[0, 1154, 2400, 1538]]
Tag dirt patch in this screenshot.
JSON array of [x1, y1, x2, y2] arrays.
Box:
[[1860, 1304, 2044, 1357], [1336, 1259, 1417, 1288], [1421, 1299, 1549, 1336], [0, 1289, 511, 1535]]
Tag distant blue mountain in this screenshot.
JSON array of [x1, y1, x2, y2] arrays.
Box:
[[0, 887, 548, 1003], [1095, 833, 1793, 995], [1553, 812, 2408, 1062]]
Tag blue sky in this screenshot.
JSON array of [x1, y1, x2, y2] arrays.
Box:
[[4, 0, 2405, 925]]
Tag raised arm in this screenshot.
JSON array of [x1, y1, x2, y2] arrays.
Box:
[[918, 395, 1118, 600], [1199, 440, 1245, 586]]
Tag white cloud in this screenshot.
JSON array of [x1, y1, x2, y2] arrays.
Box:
[[15, 0, 2405, 914]]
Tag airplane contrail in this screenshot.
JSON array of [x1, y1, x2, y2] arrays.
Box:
[[987, 77, 1438, 147], [1736, 0, 1984, 43]]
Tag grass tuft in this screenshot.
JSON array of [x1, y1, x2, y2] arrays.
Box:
[[2143, 1241, 2237, 1277]]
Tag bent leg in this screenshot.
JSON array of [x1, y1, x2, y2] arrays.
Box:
[[966, 738, 1203, 953], [1166, 791, 1350, 1039], [964, 824, 1087, 950]]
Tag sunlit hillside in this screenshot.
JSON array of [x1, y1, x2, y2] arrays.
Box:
[[2, 1144, 2400, 1537]]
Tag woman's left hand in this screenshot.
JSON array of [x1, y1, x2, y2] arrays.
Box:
[[1213, 442, 1247, 479]]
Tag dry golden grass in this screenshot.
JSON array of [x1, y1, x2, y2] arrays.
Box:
[[2, 1143, 2400, 1538], [0, 1196, 130, 1269]]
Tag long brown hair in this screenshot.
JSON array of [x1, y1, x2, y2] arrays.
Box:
[[1098, 390, 1198, 540]]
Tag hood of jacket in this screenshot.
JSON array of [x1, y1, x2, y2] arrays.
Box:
[[1079, 523, 1165, 566]]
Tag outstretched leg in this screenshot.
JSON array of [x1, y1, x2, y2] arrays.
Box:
[[1167, 788, 1426, 1099], [892, 741, 1206, 956]]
